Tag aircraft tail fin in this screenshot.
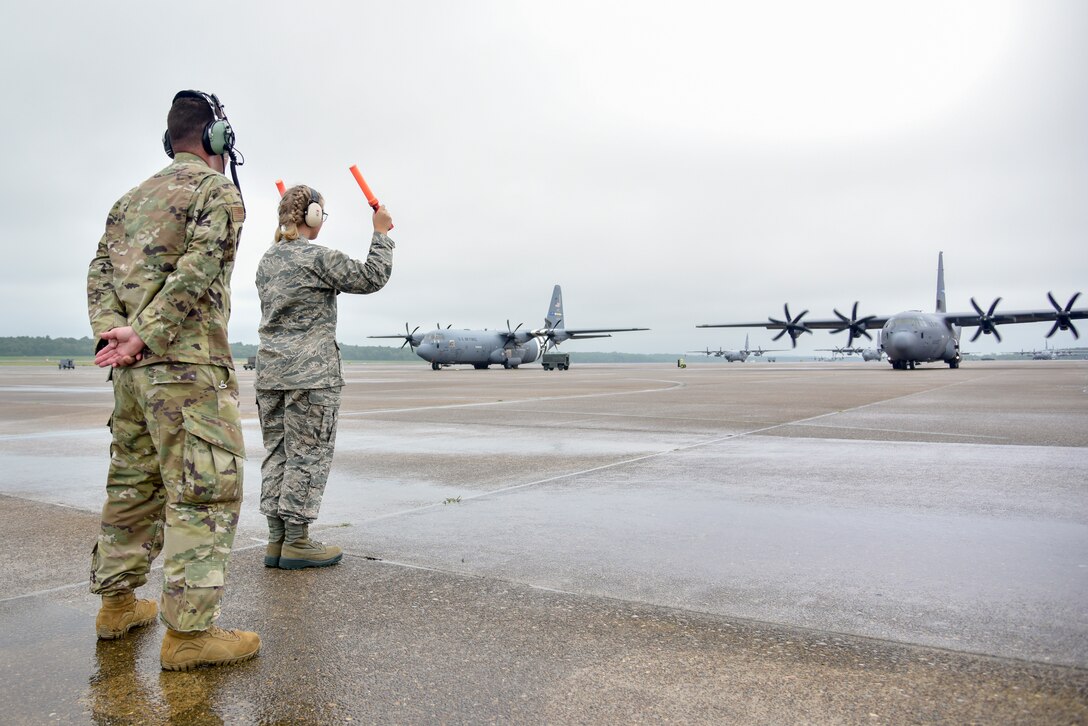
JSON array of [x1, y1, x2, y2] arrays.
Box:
[[744, 333, 749, 352], [935, 251, 946, 313], [546, 284, 564, 329]]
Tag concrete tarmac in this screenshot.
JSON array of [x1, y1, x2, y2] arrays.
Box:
[[0, 360, 1086, 723]]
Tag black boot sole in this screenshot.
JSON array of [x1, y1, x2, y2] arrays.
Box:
[[278, 554, 343, 570]]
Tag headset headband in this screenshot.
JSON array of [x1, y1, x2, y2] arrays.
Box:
[[172, 90, 226, 121]]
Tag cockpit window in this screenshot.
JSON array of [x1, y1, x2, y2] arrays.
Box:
[[890, 315, 925, 328]]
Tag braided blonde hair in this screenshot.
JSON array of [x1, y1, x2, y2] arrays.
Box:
[[274, 184, 324, 242]]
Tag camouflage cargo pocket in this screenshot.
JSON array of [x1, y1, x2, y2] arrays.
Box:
[[180, 410, 246, 504], [179, 560, 226, 630], [308, 388, 341, 441], [184, 560, 225, 590]]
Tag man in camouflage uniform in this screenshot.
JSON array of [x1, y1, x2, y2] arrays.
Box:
[[87, 90, 260, 670], [255, 184, 394, 569]]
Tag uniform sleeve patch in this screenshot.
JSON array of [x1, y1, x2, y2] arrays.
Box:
[[230, 205, 246, 223]]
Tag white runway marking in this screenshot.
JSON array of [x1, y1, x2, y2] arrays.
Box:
[[340, 378, 685, 417], [356, 378, 974, 524]]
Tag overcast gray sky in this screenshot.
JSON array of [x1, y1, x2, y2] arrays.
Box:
[[2, 1, 1085, 355]]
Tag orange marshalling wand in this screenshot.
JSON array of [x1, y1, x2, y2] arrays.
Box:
[[275, 179, 286, 196], [349, 164, 391, 229]]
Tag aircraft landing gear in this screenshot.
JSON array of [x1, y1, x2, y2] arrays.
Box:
[[431, 361, 440, 371], [948, 359, 959, 369]]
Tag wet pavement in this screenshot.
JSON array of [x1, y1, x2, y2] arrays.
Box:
[[1, 361, 1086, 723]]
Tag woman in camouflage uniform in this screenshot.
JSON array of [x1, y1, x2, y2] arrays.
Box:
[[255, 184, 394, 568]]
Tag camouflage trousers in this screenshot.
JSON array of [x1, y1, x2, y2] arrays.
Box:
[[90, 363, 245, 632], [256, 387, 341, 525]]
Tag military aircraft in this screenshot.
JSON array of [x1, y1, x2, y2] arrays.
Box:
[[859, 346, 884, 362], [689, 335, 784, 362], [815, 344, 884, 362], [1019, 341, 1078, 360], [370, 285, 648, 370], [816, 345, 866, 358], [697, 252, 1086, 370]]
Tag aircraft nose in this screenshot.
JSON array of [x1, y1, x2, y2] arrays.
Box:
[[885, 331, 916, 359], [416, 343, 435, 360]]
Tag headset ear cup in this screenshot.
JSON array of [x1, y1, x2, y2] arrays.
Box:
[[305, 201, 323, 228], [162, 130, 174, 158], [204, 120, 233, 156]]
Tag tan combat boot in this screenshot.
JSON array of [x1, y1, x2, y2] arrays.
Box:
[[278, 537, 343, 569], [160, 626, 261, 671], [264, 540, 283, 568], [96, 592, 158, 640], [265, 515, 286, 568]]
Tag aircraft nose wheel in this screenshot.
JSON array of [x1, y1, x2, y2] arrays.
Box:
[[431, 361, 440, 371]]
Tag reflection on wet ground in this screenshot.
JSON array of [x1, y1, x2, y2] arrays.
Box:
[[1, 362, 1086, 722]]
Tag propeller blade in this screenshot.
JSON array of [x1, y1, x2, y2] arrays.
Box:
[[832, 301, 875, 348], [1046, 292, 1081, 338], [769, 303, 811, 348], [970, 297, 1004, 340]]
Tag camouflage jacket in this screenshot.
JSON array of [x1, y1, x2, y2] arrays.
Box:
[[255, 232, 394, 389], [86, 152, 245, 368]]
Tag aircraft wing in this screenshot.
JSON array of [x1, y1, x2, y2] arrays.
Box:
[[535, 327, 649, 342], [697, 317, 890, 330], [941, 295, 1086, 341], [560, 327, 649, 336], [697, 316, 890, 348], [941, 308, 1088, 327], [368, 325, 425, 349]]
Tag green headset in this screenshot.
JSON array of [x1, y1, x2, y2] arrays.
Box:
[[162, 90, 236, 158]]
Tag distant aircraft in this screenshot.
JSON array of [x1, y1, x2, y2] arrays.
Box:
[[1020, 341, 1078, 360], [690, 334, 784, 362], [697, 252, 1086, 370], [370, 285, 648, 370], [859, 346, 884, 362], [815, 344, 884, 362], [816, 345, 866, 358]]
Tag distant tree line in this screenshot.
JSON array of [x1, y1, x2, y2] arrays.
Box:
[[231, 341, 418, 362], [0, 337, 679, 363], [569, 351, 679, 363], [0, 336, 99, 356], [0, 336, 421, 362]]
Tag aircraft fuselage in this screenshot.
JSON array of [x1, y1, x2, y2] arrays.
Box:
[[416, 330, 542, 369], [880, 312, 961, 369]]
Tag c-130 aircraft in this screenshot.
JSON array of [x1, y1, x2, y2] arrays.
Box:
[[688, 334, 785, 362], [698, 252, 1085, 370], [370, 285, 648, 369]]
